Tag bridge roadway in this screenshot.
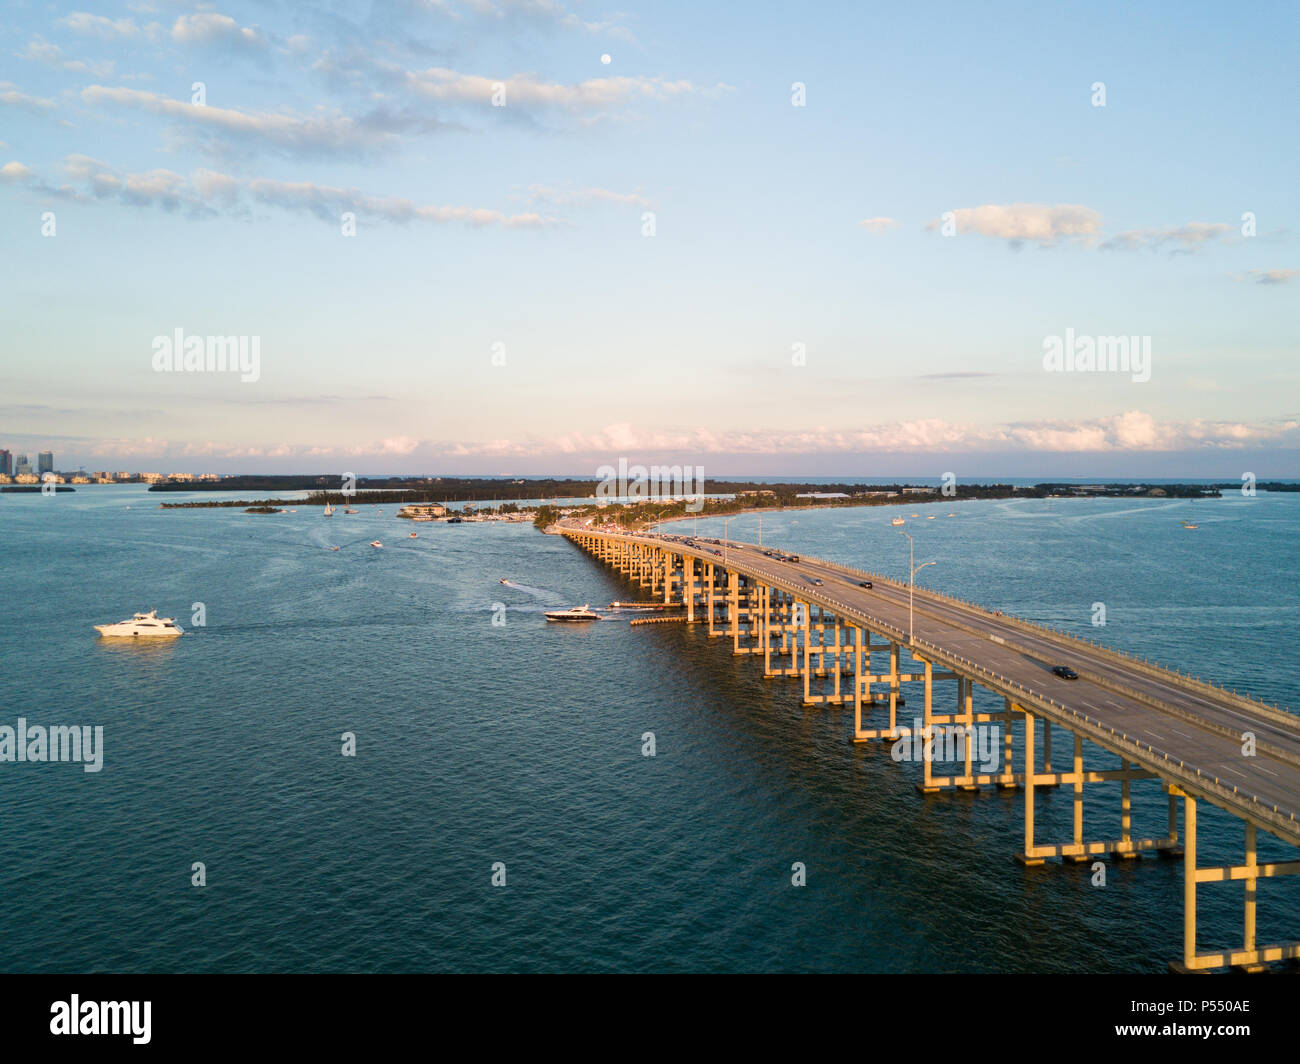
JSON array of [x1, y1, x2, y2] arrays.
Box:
[[577, 527, 1300, 848]]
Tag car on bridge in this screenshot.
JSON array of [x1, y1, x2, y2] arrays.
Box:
[[859, 581, 873, 589], [787, 554, 800, 562], [808, 577, 824, 586], [1051, 665, 1079, 680]]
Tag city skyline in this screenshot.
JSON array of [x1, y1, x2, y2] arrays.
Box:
[[1, 1, 1296, 475]]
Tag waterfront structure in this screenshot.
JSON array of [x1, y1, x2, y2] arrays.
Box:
[[37, 451, 53, 474], [562, 527, 1300, 973], [398, 503, 448, 519], [15, 454, 31, 475]]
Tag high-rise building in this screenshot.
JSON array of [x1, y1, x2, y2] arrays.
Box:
[[0, 450, 11, 476], [15, 454, 31, 475], [38, 451, 54, 474]]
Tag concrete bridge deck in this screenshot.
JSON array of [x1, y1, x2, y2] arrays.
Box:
[[561, 525, 1300, 971]]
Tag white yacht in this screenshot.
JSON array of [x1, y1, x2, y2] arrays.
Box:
[[94, 609, 184, 638], [369, 540, 383, 548], [545, 605, 600, 622], [891, 517, 905, 526]]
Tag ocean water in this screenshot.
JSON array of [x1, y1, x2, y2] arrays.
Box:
[[1, 485, 1297, 973]]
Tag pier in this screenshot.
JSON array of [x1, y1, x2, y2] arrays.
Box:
[[563, 526, 1300, 972]]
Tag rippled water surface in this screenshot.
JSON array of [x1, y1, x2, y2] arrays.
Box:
[[1, 486, 1297, 971]]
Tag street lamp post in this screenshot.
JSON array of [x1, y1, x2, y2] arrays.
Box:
[[723, 516, 736, 564], [898, 530, 936, 642]]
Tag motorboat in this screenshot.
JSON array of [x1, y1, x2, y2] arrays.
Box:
[[545, 605, 600, 622], [369, 540, 383, 548], [500, 578, 509, 584], [324, 502, 334, 516], [409, 532, 417, 538], [94, 609, 184, 638], [891, 517, 905, 526]]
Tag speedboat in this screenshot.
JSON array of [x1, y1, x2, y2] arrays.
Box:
[[499, 578, 509, 584], [409, 532, 417, 538], [369, 540, 383, 548], [94, 609, 184, 638], [545, 605, 600, 622], [891, 517, 905, 526]]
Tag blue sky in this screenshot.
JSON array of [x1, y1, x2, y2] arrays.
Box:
[[1, 0, 1296, 476]]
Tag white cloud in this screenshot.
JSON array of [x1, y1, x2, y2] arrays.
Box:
[[57, 13, 148, 40], [80, 86, 398, 156], [1237, 268, 1298, 285], [858, 216, 898, 233], [42, 155, 555, 228], [21, 38, 115, 77], [1101, 222, 1230, 252], [527, 183, 651, 208], [404, 67, 708, 112], [928, 203, 1102, 246], [0, 161, 32, 182], [0, 82, 56, 113], [171, 13, 268, 53]]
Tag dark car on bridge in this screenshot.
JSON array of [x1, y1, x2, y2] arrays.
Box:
[[1051, 665, 1079, 680], [859, 581, 873, 589]]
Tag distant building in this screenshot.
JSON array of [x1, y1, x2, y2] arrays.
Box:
[[0, 450, 10, 476], [399, 503, 449, 519], [902, 486, 937, 495], [15, 454, 31, 475], [38, 451, 54, 474], [796, 492, 850, 499]]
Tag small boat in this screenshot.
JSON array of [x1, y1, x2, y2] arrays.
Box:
[[927, 515, 936, 520], [891, 517, 905, 526], [500, 578, 509, 584], [545, 605, 600, 622], [1181, 520, 1198, 530], [344, 508, 358, 515], [947, 513, 956, 517], [94, 609, 183, 638], [330, 546, 339, 551], [369, 540, 383, 548], [324, 502, 334, 516], [409, 532, 417, 538]]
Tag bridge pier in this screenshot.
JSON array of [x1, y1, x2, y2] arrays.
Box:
[[1170, 791, 1300, 972], [1015, 710, 1179, 866]]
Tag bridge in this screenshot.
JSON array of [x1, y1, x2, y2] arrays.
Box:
[[561, 524, 1300, 972]]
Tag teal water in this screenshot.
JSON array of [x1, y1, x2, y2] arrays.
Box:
[[1, 486, 1297, 972]]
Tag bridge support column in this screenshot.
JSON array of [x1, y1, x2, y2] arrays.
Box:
[[1017, 716, 1178, 865], [1170, 791, 1300, 973], [997, 697, 1018, 790]]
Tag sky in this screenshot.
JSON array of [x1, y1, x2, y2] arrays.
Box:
[[0, 0, 1297, 477]]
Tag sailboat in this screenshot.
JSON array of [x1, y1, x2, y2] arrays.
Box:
[[324, 501, 334, 517]]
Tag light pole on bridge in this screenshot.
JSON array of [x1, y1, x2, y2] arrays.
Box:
[[898, 530, 936, 643]]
